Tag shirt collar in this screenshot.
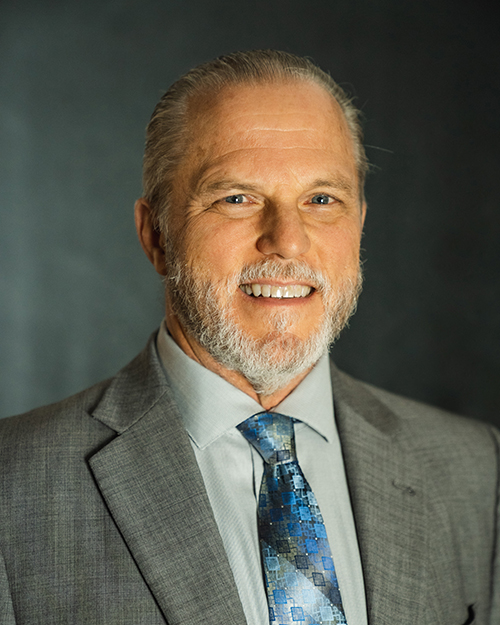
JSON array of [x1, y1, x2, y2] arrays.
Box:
[[156, 320, 335, 449]]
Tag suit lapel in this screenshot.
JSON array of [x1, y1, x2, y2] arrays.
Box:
[[331, 367, 429, 624], [88, 339, 246, 625]]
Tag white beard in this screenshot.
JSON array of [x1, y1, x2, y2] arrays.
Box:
[[165, 257, 362, 396]]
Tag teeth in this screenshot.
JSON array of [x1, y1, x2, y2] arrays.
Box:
[[240, 284, 312, 299]]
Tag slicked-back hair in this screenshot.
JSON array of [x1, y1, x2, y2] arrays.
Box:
[[142, 49, 368, 233]]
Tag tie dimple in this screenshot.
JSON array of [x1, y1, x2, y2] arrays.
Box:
[[238, 412, 347, 625]]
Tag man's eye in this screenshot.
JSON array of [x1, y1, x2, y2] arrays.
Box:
[[310, 194, 333, 205], [224, 194, 246, 204]]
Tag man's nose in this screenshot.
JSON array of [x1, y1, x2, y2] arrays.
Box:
[[256, 203, 311, 259]]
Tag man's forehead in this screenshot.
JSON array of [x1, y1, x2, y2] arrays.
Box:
[[184, 80, 354, 158], [188, 80, 346, 131]]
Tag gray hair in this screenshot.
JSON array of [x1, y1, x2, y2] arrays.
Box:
[[142, 49, 368, 233]]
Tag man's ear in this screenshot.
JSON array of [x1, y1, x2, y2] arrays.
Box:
[[134, 198, 167, 276]]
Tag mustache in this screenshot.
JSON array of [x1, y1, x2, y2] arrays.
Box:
[[235, 259, 330, 292]]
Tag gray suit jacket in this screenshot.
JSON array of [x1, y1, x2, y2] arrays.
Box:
[[1, 335, 499, 624]]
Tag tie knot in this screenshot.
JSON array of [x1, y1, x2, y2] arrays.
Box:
[[237, 412, 296, 465]]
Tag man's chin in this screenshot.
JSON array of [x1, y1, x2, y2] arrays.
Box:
[[255, 331, 306, 360], [221, 326, 329, 396]]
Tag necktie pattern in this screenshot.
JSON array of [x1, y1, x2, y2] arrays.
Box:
[[238, 412, 347, 625]]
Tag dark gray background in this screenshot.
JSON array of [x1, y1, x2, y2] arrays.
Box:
[[1, 0, 499, 425]]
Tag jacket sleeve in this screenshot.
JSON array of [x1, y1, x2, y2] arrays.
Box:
[[0, 549, 16, 624]]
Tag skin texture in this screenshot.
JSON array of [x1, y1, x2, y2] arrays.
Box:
[[135, 80, 366, 409]]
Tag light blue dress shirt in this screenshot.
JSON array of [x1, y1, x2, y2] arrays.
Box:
[[156, 321, 367, 625]]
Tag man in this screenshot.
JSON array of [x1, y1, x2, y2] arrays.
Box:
[[0, 50, 498, 625]]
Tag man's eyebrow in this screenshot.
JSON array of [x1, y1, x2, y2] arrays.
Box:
[[197, 179, 260, 194], [311, 178, 356, 194]]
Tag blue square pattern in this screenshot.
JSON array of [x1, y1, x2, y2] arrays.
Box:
[[314, 523, 327, 538], [277, 539, 290, 553], [273, 589, 288, 604], [295, 555, 309, 569], [322, 556, 334, 571], [301, 589, 315, 603], [305, 539, 318, 553], [282, 492, 296, 505], [306, 492, 318, 506], [320, 606, 334, 620], [262, 544, 273, 558], [300, 524, 316, 539], [284, 571, 298, 587], [293, 475, 304, 489], [299, 507, 311, 521], [312, 572, 325, 587], [270, 508, 283, 522], [258, 414, 273, 427], [269, 607, 276, 621], [288, 522, 302, 536], [277, 449, 291, 462], [266, 557, 280, 571], [291, 606, 305, 621]]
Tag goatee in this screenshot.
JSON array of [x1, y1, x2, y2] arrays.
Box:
[[165, 257, 362, 396]]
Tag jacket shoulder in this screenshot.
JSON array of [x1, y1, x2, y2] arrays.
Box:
[[0, 376, 117, 475], [0, 376, 112, 435], [0, 334, 162, 442], [333, 366, 499, 451], [0, 334, 169, 469]]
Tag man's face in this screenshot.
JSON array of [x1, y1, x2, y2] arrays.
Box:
[[164, 80, 365, 393]]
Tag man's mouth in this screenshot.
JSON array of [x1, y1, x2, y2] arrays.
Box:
[[239, 283, 313, 298]]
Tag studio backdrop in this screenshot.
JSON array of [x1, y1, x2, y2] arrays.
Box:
[[1, 0, 499, 426]]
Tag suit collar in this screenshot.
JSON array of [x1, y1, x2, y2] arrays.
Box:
[[330, 364, 401, 438], [89, 335, 247, 625], [91, 334, 169, 434]]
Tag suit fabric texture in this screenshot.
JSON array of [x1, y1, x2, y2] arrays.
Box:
[[1, 334, 499, 625]]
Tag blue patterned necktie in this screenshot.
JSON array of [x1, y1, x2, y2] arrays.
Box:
[[237, 412, 347, 625]]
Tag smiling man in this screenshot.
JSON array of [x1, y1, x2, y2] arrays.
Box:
[[1, 50, 499, 625], [136, 77, 365, 407]]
